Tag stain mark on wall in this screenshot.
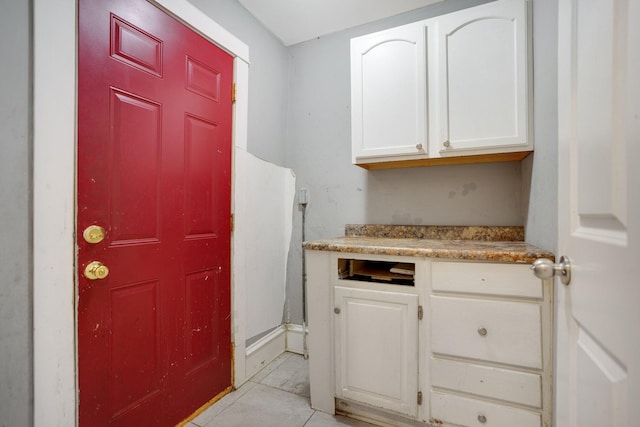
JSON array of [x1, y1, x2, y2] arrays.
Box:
[[462, 182, 477, 196]]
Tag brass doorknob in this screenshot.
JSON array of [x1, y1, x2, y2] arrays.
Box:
[[83, 225, 106, 244], [84, 261, 109, 280]]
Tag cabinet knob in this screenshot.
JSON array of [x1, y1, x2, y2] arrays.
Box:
[[443, 140, 451, 148], [477, 327, 488, 337], [416, 143, 423, 150], [478, 414, 487, 424], [334, 307, 341, 314]]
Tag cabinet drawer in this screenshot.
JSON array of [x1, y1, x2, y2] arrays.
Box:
[[431, 357, 541, 407], [432, 261, 542, 299], [430, 296, 542, 369], [430, 391, 541, 427]]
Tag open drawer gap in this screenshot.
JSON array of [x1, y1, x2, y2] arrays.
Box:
[[338, 258, 415, 286]]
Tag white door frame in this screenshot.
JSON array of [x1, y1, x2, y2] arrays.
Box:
[[33, 1, 249, 425]]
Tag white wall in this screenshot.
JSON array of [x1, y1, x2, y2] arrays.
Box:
[[0, 1, 32, 425]]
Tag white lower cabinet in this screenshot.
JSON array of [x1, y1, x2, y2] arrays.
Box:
[[334, 286, 419, 417], [307, 251, 552, 427], [428, 261, 553, 427]]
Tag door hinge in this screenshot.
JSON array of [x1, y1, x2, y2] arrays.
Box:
[[230, 213, 234, 232], [418, 305, 423, 320], [417, 391, 423, 405], [231, 83, 237, 103]]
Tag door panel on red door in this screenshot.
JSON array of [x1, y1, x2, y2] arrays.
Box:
[[109, 89, 162, 245], [110, 281, 161, 414], [110, 15, 163, 77], [184, 115, 222, 238], [78, 0, 233, 425], [186, 56, 221, 101]]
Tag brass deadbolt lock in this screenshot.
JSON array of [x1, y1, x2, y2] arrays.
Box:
[[83, 225, 106, 244]]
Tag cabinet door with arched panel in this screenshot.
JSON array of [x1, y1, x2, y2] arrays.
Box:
[[351, 22, 428, 163], [431, 0, 532, 157]]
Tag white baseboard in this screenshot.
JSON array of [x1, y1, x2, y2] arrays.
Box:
[[285, 323, 307, 355], [245, 326, 286, 381], [243, 323, 308, 382]]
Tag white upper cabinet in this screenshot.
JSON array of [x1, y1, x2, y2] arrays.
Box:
[[351, 22, 427, 162], [351, 0, 532, 169], [432, 0, 531, 156]]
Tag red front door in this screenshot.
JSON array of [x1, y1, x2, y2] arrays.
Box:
[[77, 0, 233, 424]]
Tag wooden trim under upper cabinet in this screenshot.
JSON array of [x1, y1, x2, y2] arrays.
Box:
[[356, 151, 532, 170]]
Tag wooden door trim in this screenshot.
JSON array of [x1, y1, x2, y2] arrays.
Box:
[[33, 0, 249, 424]]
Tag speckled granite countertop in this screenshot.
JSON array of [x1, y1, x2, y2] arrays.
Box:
[[303, 225, 553, 264]]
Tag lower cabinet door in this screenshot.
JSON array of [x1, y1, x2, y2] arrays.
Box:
[[430, 391, 541, 427], [334, 286, 419, 417]]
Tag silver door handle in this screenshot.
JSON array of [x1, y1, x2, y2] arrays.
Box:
[[531, 256, 571, 285]]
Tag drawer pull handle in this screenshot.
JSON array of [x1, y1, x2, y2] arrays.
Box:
[[478, 414, 487, 424], [334, 307, 341, 314], [477, 327, 488, 336]]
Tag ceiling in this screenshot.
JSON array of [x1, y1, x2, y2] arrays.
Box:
[[237, 0, 443, 46]]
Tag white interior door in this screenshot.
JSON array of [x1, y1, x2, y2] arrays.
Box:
[[556, 1, 640, 426]]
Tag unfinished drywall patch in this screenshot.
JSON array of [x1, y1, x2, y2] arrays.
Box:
[[242, 151, 296, 341]]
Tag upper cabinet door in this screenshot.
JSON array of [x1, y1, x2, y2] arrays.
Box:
[[351, 22, 427, 162], [432, 0, 531, 155]]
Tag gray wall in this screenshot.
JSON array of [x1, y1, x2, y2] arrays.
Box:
[[0, 0, 557, 421], [524, 0, 558, 253], [0, 1, 33, 426], [188, 0, 558, 328], [285, 0, 558, 326], [188, 0, 290, 166]]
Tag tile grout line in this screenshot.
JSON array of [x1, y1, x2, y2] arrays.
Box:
[[302, 408, 317, 427]]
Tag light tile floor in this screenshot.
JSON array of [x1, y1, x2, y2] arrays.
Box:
[[188, 352, 376, 427]]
